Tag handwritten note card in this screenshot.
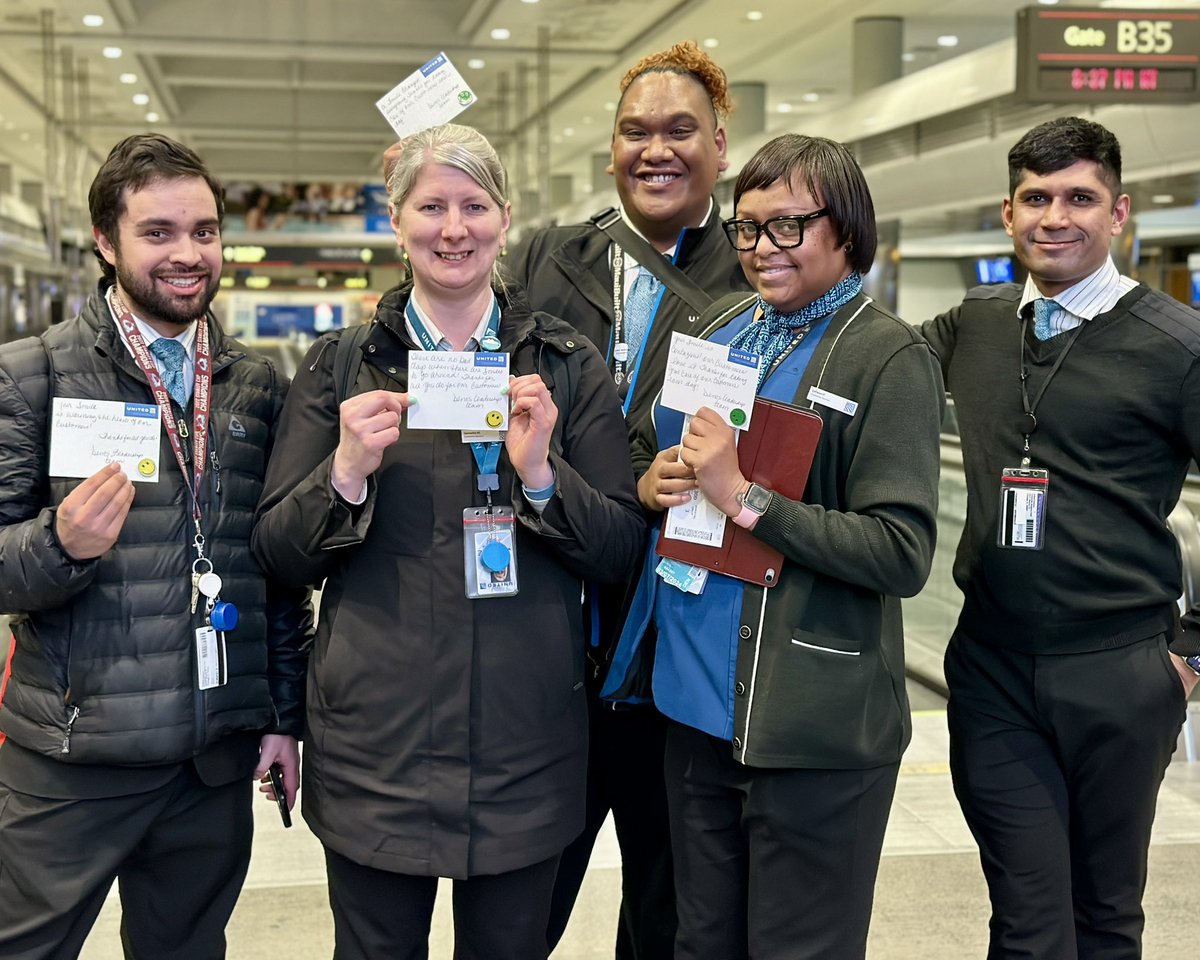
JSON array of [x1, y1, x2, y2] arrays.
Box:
[[376, 52, 477, 139], [663, 414, 733, 545], [407, 351, 510, 432], [49, 398, 162, 483], [660, 332, 759, 430]]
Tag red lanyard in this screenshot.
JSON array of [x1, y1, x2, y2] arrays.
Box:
[[108, 289, 212, 531]]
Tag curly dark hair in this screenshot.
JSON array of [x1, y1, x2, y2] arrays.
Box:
[[619, 40, 734, 123]]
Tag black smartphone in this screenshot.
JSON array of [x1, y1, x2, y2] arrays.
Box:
[[267, 762, 293, 828]]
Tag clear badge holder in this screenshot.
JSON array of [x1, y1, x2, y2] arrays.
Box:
[[997, 467, 1049, 550], [463, 506, 519, 598]]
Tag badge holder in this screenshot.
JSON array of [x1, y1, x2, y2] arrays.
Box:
[[997, 467, 1049, 550], [463, 506, 519, 598]]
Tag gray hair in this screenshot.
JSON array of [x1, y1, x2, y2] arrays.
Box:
[[387, 123, 509, 291]]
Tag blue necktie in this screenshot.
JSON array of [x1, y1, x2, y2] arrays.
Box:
[[148, 337, 190, 407], [624, 268, 661, 360], [1032, 298, 1061, 341]]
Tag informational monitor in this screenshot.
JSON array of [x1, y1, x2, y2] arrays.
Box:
[[1015, 5, 1200, 104], [975, 256, 1015, 285]]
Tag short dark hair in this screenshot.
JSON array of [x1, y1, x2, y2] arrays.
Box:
[[88, 134, 224, 280], [732, 134, 877, 274], [1007, 117, 1122, 196]]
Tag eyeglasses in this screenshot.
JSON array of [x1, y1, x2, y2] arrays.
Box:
[[722, 209, 830, 251]]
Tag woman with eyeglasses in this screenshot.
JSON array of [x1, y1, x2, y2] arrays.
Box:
[[607, 134, 944, 959]]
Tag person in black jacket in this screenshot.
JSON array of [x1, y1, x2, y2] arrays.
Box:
[[0, 134, 310, 958], [508, 40, 748, 958], [922, 116, 1200, 958], [252, 123, 642, 960]]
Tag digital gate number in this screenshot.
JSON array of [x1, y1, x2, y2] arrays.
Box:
[[1016, 6, 1200, 104]]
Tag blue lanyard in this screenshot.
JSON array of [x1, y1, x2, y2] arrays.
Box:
[[405, 295, 505, 496]]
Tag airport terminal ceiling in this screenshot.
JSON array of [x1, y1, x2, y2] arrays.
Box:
[[1, 0, 1198, 237]]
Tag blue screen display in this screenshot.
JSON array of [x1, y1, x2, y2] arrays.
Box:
[[975, 257, 1015, 284]]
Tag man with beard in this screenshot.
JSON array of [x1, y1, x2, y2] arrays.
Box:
[[0, 134, 309, 957], [509, 41, 747, 957]]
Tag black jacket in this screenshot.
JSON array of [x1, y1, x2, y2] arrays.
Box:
[[508, 205, 748, 432], [252, 283, 643, 878], [0, 283, 310, 778]]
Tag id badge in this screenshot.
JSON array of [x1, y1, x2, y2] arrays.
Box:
[[997, 467, 1049, 550], [194, 625, 228, 690], [463, 506, 519, 598]]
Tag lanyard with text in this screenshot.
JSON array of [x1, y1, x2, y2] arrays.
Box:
[[109, 289, 212, 529], [404, 296, 505, 501], [608, 243, 630, 387], [1016, 314, 1086, 466]]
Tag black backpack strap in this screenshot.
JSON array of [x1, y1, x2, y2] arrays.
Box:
[[332, 322, 372, 403], [589, 207, 715, 317]]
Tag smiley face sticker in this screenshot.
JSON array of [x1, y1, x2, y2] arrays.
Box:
[[137, 458, 156, 477], [729, 408, 747, 427], [486, 410, 504, 428]]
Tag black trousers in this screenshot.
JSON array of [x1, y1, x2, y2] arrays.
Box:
[[546, 701, 675, 958], [946, 630, 1187, 960], [663, 721, 898, 960], [0, 763, 252, 960], [325, 847, 560, 960]]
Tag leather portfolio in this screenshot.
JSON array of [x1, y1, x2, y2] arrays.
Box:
[[656, 398, 823, 587]]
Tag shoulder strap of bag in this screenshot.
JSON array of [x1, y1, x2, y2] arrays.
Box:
[[333, 323, 372, 403], [589, 207, 715, 317]]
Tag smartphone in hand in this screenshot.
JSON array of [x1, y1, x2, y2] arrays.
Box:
[[267, 762, 293, 828]]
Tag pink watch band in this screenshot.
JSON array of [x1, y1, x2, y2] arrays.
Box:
[[732, 504, 759, 529]]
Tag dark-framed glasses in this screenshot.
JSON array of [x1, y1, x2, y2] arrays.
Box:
[[722, 209, 830, 251]]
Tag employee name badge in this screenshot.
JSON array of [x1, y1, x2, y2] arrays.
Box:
[[463, 506, 519, 598], [194, 625, 228, 690], [998, 467, 1049, 550]]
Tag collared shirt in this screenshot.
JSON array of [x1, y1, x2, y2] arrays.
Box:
[[1017, 257, 1138, 337], [106, 291, 197, 397], [614, 197, 715, 298]]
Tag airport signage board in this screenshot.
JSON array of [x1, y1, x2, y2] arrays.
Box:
[[1016, 6, 1200, 104]]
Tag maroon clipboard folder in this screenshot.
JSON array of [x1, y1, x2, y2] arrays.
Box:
[[656, 398, 823, 587]]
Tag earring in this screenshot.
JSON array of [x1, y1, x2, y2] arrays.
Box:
[[844, 241, 854, 254], [401, 249, 409, 262]]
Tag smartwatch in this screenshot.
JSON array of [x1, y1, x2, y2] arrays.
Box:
[[733, 483, 772, 529]]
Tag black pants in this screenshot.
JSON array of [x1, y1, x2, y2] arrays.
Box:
[[326, 847, 560, 960], [946, 630, 1187, 960], [546, 702, 675, 958], [663, 721, 898, 960], [0, 764, 252, 960]]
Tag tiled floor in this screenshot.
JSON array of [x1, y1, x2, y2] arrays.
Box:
[[76, 689, 1200, 959]]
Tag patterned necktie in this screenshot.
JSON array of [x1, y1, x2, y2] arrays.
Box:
[[1032, 298, 1061, 341], [624, 268, 661, 360], [148, 337, 190, 407]]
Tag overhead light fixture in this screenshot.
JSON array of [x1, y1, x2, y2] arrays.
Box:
[[1038, 0, 1060, 5], [603, 101, 616, 111], [19, 132, 31, 141], [145, 111, 160, 123], [776, 103, 794, 114], [521, 0, 540, 4], [746, 11, 764, 21], [102, 46, 122, 59], [937, 35, 959, 48], [467, 58, 486, 69], [703, 38, 719, 49], [801, 92, 820, 103], [490, 27, 511, 40], [1152, 194, 1175, 204], [563, 127, 575, 136], [132, 93, 150, 106], [119, 73, 138, 84], [901, 52, 916, 62], [82, 14, 105, 27]]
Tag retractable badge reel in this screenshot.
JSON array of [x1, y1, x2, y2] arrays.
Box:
[[463, 503, 519, 599]]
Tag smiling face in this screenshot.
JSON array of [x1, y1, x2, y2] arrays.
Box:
[[610, 72, 728, 250], [1003, 159, 1129, 297], [94, 176, 222, 335], [391, 162, 511, 302], [734, 176, 852, 314]]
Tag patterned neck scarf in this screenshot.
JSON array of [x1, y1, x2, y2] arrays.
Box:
[[730, 272, 863, 387]]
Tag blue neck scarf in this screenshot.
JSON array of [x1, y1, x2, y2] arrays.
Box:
[[730, 272, 863, 387]]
